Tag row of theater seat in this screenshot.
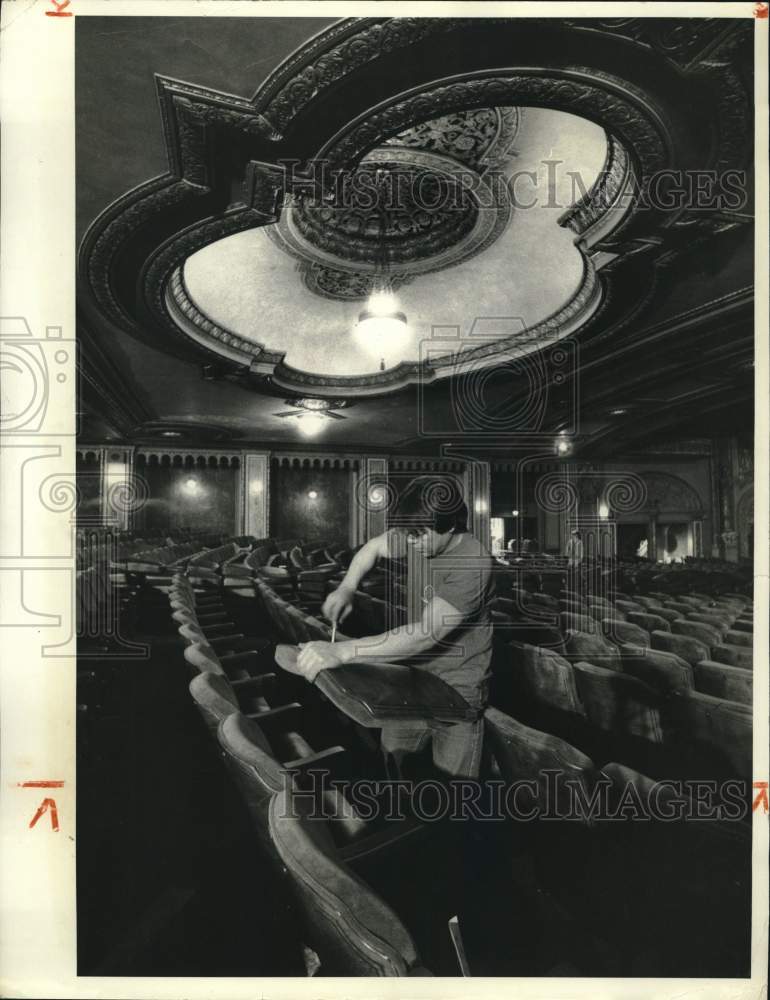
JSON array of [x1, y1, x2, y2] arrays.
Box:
[[169, 572, 440, 976], [488, 583, 753, 785], [162, 562, 754, 975], [227, 571, 754, 973]]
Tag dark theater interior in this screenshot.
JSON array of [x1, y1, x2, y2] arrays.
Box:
[[75, 15, 755, 978]]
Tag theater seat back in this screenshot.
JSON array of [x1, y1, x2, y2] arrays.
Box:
[[184, 642, 225, 677], [617, 644, 693, 693], [601, 618, 650, 648], [218, 711, 286, 810], [268, 789, 423, 976], [189, 671, 239, 733], [663, 689, 752, 780], [572, 661, 663, 743], [564, 630, 621, 670], [694, 661, 752, 707], [650, 630, 709, 666], [509, 642, 586, 717], [484, 707, 595, 819]]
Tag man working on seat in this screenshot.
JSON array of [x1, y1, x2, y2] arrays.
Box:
[[295, 475, 495, 779]]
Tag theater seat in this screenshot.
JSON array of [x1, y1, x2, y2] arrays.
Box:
[[616, 644, 693, 693], [601, 618, 650, 648], [560, 611, 600, 635], [694, 661, 752, 706], [650, 630, 709, 667], [564, 630, 621, 670], [687, 612, 731, 632], [724, 630, 752, 648], [507, 642, 586, 718], [672, 619, 722, 649], [506, 624, 566, 653], [633, 596, 665, 612], [572, 662, 663, 744], [614, 599, 645, 615], [663, 600, 698, 617], [268, 788, 429, 976], [663, 689, 752, 781], [188, 670, 280, 732], [626, 611, 671, 634], [484, 706, 596, 817], [711, 644, 753, 670], [646, 606, 681, 625]]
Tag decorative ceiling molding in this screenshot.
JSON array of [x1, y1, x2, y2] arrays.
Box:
[[266, 146, 514, 301], [78, 17, 753, 401]]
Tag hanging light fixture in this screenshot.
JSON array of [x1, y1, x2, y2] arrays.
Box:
[[353, 170, 409, 363]]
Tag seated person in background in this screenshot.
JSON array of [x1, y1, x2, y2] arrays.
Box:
[[295, 475, 495, 779]]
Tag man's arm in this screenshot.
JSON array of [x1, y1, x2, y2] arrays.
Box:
[[297, 594, 463, 680], [322, 532, 389, 623]]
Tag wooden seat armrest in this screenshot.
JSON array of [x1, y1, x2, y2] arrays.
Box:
[[282, 745, 348, 776], [246, 702, 303, 737], [201, 622, 239, 636], [231, 672, 277, 696]]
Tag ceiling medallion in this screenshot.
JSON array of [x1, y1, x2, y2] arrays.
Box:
[[272, 397, 351, 437], [265, 107, 518, 302]]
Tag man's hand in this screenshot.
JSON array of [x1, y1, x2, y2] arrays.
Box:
[[296, 641, 343, 682], [322, 584, 355, 626]]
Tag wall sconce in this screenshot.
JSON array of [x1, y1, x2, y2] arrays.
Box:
[[369, 486, 386, 508], [307, 489, 319, 500]]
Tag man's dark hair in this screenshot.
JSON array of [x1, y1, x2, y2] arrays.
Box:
[[392, 475, 468, 534]]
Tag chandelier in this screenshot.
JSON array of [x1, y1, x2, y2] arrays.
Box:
[[353, 173, 410, 367]]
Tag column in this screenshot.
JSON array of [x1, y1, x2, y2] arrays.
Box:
[[101, 447, 135, 532], [362, 456, 389, 542], [648, 514, 658, 563], [242, 452, 270, 539], [465, 460, 491, 548]]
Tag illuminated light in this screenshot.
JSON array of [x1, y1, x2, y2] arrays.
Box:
[[183, 477, 200, 495], [599, 502, 610, 520], [474, 499, 488, 514], [354, 289, 410, 359], [295, 411, 326, 437], [512, 509, 520, 517], [610, 409, 627, 416], [369, 486, 386, 507], [307, 490, 319, 500], [251, 480, 263, 495], [160, 430, 181, 437], [555, 438, 572, 456]]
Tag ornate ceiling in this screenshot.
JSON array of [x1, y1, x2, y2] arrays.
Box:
[[179, 105, 609, 381], [76, 15, 754, 453]]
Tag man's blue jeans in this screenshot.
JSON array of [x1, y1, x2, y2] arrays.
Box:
[[380, 718, 484, 779]]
